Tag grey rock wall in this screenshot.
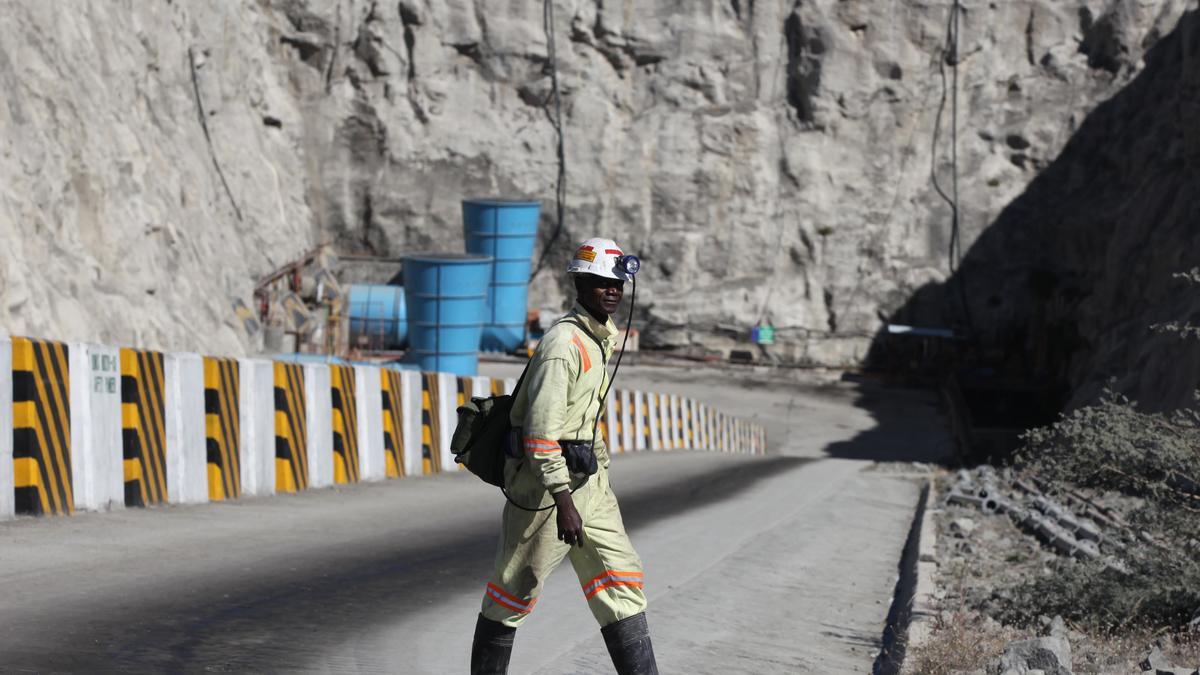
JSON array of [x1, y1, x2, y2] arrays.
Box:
[[0, 1, 1194, 406]]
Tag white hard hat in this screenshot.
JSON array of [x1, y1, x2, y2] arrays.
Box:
[[566, 237, 630, 281]]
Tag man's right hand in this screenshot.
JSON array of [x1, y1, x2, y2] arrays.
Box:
[[554, 490, 584, 546]]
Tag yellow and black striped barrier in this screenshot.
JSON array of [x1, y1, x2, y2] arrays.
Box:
[[609, 391, 623, 453], [274, 362, 308, 493], [456, 377, 470, 408], [640, 393, 652, 450], [204, 357, 241, 501], [120, 348, 167, 507], [330, 364, 360, 484], [421, 373, 441, 475], [381, 369, 406, 479], [12, 338, 73, 516]]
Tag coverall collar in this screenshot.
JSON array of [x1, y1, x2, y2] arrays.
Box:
[[569, 301, 618, 341]]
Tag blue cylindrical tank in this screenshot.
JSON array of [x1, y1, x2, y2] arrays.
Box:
[[271, 353, 350, 366], [462, 199, 541, 352], [348, 285, 407, 350], [403, 253, 493, 376]]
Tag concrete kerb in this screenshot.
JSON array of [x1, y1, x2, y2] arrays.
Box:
[[902, 476, 940, 666]]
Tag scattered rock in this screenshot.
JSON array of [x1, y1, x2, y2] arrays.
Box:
[[951, 517, 978, 537], [988, 636, 1073, 675]]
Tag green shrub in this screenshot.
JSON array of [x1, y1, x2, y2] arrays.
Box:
[[999, 389, 1200, 630]]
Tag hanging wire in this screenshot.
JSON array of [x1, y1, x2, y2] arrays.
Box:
[[930, 0, 973, 331], [531, 0, 570, 280]]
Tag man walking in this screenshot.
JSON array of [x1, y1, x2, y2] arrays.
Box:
[[470, 238, 658, 675]]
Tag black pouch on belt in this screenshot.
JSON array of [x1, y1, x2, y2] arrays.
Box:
[[559, 441, 598, 476]]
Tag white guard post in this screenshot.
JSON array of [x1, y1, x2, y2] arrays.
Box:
[[620, 390, 634, 452], [355, 364, 385, 482], [165, 352, 209, 504], [69, 343, 124, 512], [305, 364, 334, 488], [436, 372, 458, 473], [399, 371, 425, 477], [647, 393, 663, 450], [605, 388, 620, 454], [238, 358, 275, 497]]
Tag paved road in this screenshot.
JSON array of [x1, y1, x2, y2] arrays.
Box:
[[0, 368, 947, 673]]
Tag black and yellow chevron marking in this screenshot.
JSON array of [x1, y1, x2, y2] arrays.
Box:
[[640, 395, 651, 450], [381, 369, 406, 479], [330, 365, 359, 484], [686, 396, 696, 449], [456, 377, 470, 408], [274, 362, 308, 493], [614, 389, 624, 451], [12, 338, 72, 516], [120, 349, 167, 507], [204, 357, 241, 501], [421, 373, 441, 475]]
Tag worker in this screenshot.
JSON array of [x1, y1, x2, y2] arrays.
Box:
[[470, 237, 658, 675]]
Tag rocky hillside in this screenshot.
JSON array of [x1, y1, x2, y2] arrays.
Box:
[[0, 1, 1194, 402]]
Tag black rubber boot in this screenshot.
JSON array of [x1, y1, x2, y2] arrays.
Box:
[[601, 612, 659, 675], [471, 614, 516, 675]]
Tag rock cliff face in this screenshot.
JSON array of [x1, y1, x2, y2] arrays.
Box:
[[0, 1, 1195, 404]]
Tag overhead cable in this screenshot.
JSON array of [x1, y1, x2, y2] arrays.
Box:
[[531, 0, 569, 280]]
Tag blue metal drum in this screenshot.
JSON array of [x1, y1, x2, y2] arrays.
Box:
[[462, 199, 540, 352], [403, 253, 493, 376], [347, 285, 407, 350]]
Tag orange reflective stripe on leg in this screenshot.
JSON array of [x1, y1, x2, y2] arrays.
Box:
[[485, 582, 537, 614], [581, 570, 644, 600]]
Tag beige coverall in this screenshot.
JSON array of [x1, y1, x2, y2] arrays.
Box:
[[480, 303, 647, 629]]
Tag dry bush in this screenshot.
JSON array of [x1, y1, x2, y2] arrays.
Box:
[[903, 611, 1025, 675], [1071, 627, 1200, 672]]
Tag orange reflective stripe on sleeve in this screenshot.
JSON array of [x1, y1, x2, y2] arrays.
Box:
[[524, 437, 560, 456], [570, 333, 592, 373], [581, 570, 644, 600], [486, 583, 537, 614]]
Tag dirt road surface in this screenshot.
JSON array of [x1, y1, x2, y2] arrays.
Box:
[[0, 364, 948, 673]]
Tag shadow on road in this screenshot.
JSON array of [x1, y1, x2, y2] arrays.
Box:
[[822, 373, 954, 464], [2, 454, 812, 672]]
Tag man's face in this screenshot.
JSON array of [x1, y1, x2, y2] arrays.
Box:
[[576, 274, 625, 317]]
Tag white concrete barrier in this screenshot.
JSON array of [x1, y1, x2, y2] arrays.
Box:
[[619, 390, 634, 452], [437, 372, 458, 472], [670, 395, 682, 449], [0, 338, 11, 520], [238, 358, 275, 497], [355, 364, 385, 482], [470, 376, 490, 399], [166, 353, 208, 504], [68, 344, 124, 512], [305, 364, 334, 488], [651, 393, 666, 450], [605, 388, 620, 454], [400, 371, 424, 477]]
